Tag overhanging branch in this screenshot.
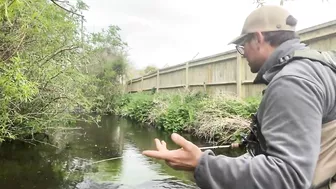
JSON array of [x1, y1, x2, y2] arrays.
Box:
[[40, 45, 79, 66], [50, 0, 84, 17]]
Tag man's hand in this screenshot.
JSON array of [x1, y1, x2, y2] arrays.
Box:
[[142, 133, 203, 172]]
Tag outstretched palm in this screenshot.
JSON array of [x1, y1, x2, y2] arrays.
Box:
[[142, 133, 203, 171]]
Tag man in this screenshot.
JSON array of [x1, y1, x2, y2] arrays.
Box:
[[142, 5, 336, 189]]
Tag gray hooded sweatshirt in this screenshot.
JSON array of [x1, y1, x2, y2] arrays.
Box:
[[194, 39, 336, 189]]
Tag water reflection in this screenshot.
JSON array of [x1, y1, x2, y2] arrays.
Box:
[[0, 115, 244, 189], [81, 116, 198, 187]]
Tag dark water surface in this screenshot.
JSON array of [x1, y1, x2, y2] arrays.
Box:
[[0, 115, 243, 189]]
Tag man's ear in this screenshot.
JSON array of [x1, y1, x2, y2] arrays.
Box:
[[255, 31, 265, 44]]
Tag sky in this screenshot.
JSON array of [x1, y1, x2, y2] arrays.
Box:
[[77, 0, 336, 70]]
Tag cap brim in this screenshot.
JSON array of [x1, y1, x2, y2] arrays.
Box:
[[228, 33, 248, 45]]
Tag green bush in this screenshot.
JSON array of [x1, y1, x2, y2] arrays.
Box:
[[114, 92, 261, 143], [116, 93, 154, 123], [156, 94, 198, 132]]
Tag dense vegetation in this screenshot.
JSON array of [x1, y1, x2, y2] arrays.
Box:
[[0, 0, 128, 142], [0, 0, 262, 145], [114, 92, 261, 144]]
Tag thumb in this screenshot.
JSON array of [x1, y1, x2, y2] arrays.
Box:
[[171, 133, 192, 151]]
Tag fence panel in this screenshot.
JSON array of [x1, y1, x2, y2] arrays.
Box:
[[127, 20, 336, 98]]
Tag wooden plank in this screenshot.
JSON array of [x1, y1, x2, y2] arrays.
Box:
[[236, 52, 242, 97], [159, 85, 185, 89]]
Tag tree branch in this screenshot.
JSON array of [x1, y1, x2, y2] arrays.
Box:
[[42, 70, 65, 90], [4, 33, 26, 62], [42, 96, 69, 110], [50, 0, 84, 17], [0, 0, 16, 10], [39, 45, 79, 66]]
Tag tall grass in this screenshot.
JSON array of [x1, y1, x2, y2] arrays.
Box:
[[114, 91, 261, 144]]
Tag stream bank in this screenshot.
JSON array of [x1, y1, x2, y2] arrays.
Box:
[[0, 114, 244, 189], [114, 92, 261, 145]]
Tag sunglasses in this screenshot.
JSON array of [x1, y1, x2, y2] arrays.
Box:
[[236, 45, 244, 56], [235, 33, 255, 56]]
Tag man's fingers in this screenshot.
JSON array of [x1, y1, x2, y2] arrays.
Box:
[[142, 148, 181, 160], [171, 133, 192, 151], [142, 150, 170, 160], [154, 139, 169, 152], [155, 138, 163, 151], [161, 140, 167, 149]]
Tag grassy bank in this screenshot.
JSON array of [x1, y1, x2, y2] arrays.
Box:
[[114, 92, 261, 144]]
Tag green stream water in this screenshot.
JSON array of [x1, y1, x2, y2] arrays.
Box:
[[0, 115, 244, 189]]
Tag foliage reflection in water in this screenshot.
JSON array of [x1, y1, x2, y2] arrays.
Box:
[[0, 115, 244, 189]]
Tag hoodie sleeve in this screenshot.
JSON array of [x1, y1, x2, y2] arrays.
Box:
[[194, 75, 324, 189]]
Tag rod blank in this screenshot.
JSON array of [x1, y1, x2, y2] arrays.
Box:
[[199, 145, 232, 150]]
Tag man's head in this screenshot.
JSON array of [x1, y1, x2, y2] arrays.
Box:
[[229, 5, 299, 73]]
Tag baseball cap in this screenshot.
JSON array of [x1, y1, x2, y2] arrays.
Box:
[[229, 5, 297, 45]]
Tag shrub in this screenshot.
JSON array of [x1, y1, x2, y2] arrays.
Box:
[[116, 93, 154, 123], [114, 92, 261, 144]]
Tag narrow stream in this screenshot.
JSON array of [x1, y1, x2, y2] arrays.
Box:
[[0, 115, 244, 189]]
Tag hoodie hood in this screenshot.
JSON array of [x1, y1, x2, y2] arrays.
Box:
[[253, 38, 307, 84]]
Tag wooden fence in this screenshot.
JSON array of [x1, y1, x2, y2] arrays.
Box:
[[126, 20, 336, 98]]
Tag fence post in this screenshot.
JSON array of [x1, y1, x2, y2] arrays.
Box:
[[185, 62, 189, 90], [130, 79, 133, 93], [236, 52, 242, 98], [156, 70, 160, 92], [141, 76, 144, 91]]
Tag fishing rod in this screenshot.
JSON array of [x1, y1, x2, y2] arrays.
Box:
[[76, 142, 245, 170], [198, 142, 241, 150], [80, 143, 242, 167]]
